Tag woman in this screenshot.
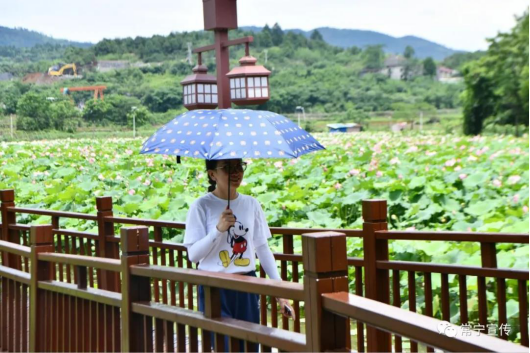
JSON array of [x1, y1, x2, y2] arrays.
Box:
[[184, 158, 294, 350]]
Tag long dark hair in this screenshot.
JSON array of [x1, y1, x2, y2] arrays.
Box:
[[205, 160, 218, 193]]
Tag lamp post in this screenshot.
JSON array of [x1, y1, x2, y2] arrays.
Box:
[[296, 106, 306, 128], [181, 0, 270, 110]]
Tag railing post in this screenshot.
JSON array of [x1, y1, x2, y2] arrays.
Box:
[[362, 199, 391, 352], [480, 242, 510, 340], [120, 226, 152, 352], [96, 196, 119, 291], [302, 231, 349, 352], [29, 225, 54, 352], [0, 189, 19, 269]]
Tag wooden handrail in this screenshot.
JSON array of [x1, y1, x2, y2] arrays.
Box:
[[322, 292, 527, 353], [104, 216, 185, 228], [130, 264, 305, 301], [54, 229, 98, 240], [132, 301, 306, 352], [38, 280, 122, 307], [377, 260, 529, 280], [38, 253, 121, 272], [104, 216, 364, 237], [0, 239, 31, 258], [7, 207, 98, 221], [376, 230, 529, 243], [0, 264, 31, 285]]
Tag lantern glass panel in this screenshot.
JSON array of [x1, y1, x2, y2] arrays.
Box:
[[205, 85, 211, 93], [213, 95, 218, 104], [236, 90, 241, 99], [205, 95, 211, 103], [261, 77, 267, 87], [262, 88, 269, 97], [248, 77, 254, 88], [213, 85, 218, 93], [191, 85, 195, 93], [241, 89, 246, 98], [240, 78, 246, 87], [255, 88, 262, 98], [248, 88, 255, 98], [198, 94, 204, 103], [231, 89, 235, 99]]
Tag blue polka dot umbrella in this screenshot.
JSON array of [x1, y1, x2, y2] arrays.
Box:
[[141, 109, 324, 159], [141, 108, 325, 207]]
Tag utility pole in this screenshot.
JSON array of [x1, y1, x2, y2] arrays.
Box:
[[131, 106, 137, 138], [187, 42, 193, 65], [10, 114, 14, 138]]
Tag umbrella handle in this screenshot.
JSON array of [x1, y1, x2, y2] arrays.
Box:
[[227, 164, 231, 209]]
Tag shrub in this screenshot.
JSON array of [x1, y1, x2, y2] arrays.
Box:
[[16, 92, 52, 130]]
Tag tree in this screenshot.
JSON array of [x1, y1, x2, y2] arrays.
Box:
[[461, 65, 495, 135], [259, 24, 273, 47], [310, 29, 324, 42], [340, 108, 370, 125], [423, 57, 437, 77], [442, 51, 485, 70], [462, 11, 529, 135], [16, 92, 52, 130], [142, 87, 181, 113], [127, 106, 150, 128], [404, 45, 415, 59], [271, 23, 284, 46], [362, 45, 385, 70], [82, 99, 111, 125], [49, 98, 81, 132]]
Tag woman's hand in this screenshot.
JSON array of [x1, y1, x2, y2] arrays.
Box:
[[277, 298, 296, 320], [216, 208, 236, 232]]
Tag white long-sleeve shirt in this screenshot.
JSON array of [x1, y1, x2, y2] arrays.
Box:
[[183, 192, 281, 280]]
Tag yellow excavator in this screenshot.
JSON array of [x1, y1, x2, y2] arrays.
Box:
[[47, 63, 77, 76]]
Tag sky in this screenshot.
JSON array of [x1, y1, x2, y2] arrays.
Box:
[[1, 0, 528, 51]]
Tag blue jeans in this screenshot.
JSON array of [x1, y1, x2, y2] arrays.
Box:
[[198, 271, 260, 352]]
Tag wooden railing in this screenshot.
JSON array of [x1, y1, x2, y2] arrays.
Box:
[[321, 292, 527, 353], [1, 188, 529, 351]]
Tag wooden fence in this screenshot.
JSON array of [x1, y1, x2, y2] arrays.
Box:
[[0, 188, 528, 352]]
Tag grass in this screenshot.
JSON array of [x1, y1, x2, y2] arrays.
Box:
[[0, 109, 521, 142]]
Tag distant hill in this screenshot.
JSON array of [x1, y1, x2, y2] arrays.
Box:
[[0, 26, 93, 48], [241, 26, 461, 60]]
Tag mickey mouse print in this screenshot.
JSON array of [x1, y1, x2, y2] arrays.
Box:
[[219, 216, 250, 267]]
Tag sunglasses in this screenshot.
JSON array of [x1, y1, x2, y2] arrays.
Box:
[[215, 162, 248, 173]]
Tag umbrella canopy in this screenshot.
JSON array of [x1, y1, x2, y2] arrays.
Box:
[[141, 108, 325, 208], [141, 109, 324, 160]]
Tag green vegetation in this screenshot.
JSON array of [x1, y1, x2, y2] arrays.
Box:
[[1, 132, 527, 235], [0, 23, 465, 135], [462, 12, 529, 135]]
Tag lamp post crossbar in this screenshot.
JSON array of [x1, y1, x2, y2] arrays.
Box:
[[192, 36, 254, 54]]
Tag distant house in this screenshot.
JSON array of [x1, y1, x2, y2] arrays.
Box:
[[0, 73, 13, 81], [327, 123, 362, 133], [96, 60, 130, 72], [437, 66, 462, 83], [379, 55, 407, 80]]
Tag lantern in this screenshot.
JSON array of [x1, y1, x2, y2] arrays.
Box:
[[226, 45, 271, 106], [180, 54, 218, 110]]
